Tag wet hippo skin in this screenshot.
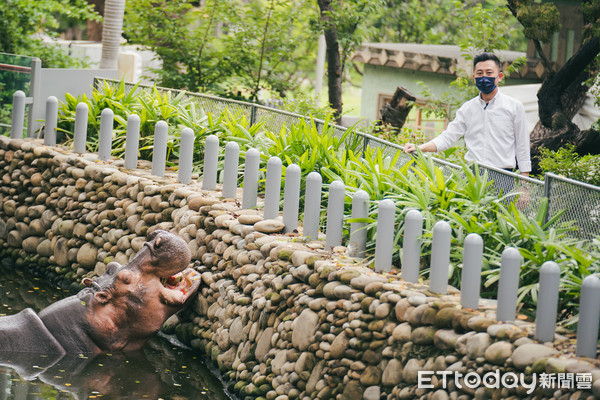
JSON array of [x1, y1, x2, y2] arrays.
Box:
[[0, 230, 201, 355]]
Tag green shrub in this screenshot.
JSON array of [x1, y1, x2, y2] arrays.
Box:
[[538, 144, 600, 186]]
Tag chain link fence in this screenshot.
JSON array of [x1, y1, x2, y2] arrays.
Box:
[[96, 78, 599, 240]]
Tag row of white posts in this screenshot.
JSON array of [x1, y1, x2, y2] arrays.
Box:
[[10, 93, 600, 358]]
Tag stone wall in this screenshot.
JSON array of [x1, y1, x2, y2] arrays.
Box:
[[1, 136, 599, 400]]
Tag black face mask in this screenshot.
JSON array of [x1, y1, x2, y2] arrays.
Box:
[[475, 76, 497, 94]]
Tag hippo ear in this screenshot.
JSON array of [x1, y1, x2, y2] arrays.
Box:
[[82, 278, 93, 287], [94, 291, 112, 305]]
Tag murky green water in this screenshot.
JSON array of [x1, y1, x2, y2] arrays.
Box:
[[0, 260, 234, 400]]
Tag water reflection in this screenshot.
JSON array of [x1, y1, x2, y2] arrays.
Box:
[[0, 260, 233, 400]]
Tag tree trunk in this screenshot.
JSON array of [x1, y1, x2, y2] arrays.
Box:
[[99, 0, 126, 70], [530, 36, 600, 172], [316, 0, 343, 123], [379, 86, 415, 130], [87, 0, 104, 41]]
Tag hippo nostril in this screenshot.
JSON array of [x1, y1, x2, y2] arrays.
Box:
[[143, 242, 156, 256]]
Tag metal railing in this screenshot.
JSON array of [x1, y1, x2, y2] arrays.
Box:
[[0, 53, 40, 136], [92, 78, 600, 240]]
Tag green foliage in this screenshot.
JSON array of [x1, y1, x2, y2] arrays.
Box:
[[509, 0, 561, 43], [278, 94, 337, 121], [0, 0, 99, 67], [124, 0, 315, 98], [453, 0, 521, 54], [369, 0, 527, 51], [537, 145, 600, 186]]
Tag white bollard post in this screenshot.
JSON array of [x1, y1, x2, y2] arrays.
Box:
[[124, 114, 141, 170], [202, 135, 219, 190], [303, 172, 322, 239], [460, 233, 484, 309], [576, 275, 600, 358], [374, 199, 396, 272], [178, 128, 195, 184], [402, 209, 423, 283], [242, 148, 260, 209], [535, 261, 560, 343], [222, 141, 240, 198], [263, 156, 282, 219], [325, 180, 345, 250], [496, 247, 522, 322], [152, 121, 168, 177], [10, 91, 26, 139], [73, 102, 88, 153], [44, 96, 58, 146], [98, 108, 114, 161], [429, 221, 452, 294], [347, 190, 369, 258], [283, 164, 301, 233]]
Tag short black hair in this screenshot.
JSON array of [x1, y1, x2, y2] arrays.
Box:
[[473, 52, 502, 70]]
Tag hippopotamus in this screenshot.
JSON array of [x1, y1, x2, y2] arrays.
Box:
[[0, 229, 201, 355]]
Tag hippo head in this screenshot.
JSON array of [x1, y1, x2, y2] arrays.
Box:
[[74, 230, 200, 352], [142, 229, 192, 278]]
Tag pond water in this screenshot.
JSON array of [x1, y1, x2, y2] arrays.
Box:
[[0, 259, 235, 400]]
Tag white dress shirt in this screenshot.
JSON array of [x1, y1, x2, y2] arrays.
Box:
[[430, 91, 531, 172]]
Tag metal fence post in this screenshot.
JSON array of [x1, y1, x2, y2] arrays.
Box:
[[250, 104, 257, 126], [576, 275, 600, 358], [44, 96, 58, 146], [242, 148, 260, 209], [10, 91, 26, 139], [264, 156, 282, 219], [73, 102, 88, 153], [152, 121, 168, 177], [429, 221, 452, 294], [283, 164, 301, 233], [202, 135, 219, 190], [303, 172, 322, 239], [402, 209, 423, 283], [98, 108, 114, 161], [178, 128, 195, 184], [460, 233, 483, 309], [374, 199, 396, 273], [543, 173, 552, 225], [27, 58, 42, 137], [324, 180, 345, 250], [222, 141, 240, 198], [347, 190, 369, 258], [535, 261, 560, 343], [496, 247, 521, 322], [124, 114, 141, 170]]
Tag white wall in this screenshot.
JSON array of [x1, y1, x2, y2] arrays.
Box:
[[30, 68, 117, 134]]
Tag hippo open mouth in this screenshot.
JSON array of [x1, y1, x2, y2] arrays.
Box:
[[161, 268, 201, 298]]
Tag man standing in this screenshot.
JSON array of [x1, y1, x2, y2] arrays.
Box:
[[403, 52, 531, 176]]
